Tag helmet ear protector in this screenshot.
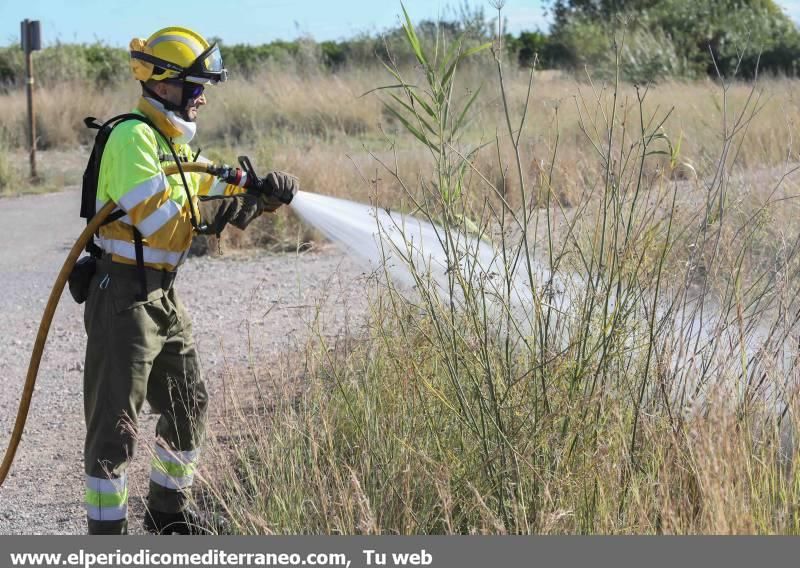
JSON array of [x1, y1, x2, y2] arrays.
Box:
[[130, 38, 159, 82]]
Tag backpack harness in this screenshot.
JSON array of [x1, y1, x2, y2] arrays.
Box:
[[79, 114, 201, 301]]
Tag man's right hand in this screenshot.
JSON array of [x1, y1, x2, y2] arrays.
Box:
[[197, 194, 262, 236]]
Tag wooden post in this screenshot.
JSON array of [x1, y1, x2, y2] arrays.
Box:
[[25, 48, 36, 180], [21, 19, 41, 181]]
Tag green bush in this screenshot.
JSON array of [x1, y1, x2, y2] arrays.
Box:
[[0, 42, 128, 89], [220, 41, 301, 76], [504, 31, 555, 67], [0, 47, 23, 85], [550, 0, 800, 80]]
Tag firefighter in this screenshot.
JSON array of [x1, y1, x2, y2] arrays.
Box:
[[82, 26, 297, 535]]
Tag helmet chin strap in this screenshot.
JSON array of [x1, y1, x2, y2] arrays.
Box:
[[141, 82, 193, 122]]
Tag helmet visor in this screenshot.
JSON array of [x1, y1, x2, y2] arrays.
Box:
[[186, 43, 227, 84]]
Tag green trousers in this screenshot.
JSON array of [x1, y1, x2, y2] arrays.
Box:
[[83, 258, 208, 535]]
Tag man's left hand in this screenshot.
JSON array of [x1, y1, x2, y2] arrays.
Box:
[[251, 171, 299, 211]]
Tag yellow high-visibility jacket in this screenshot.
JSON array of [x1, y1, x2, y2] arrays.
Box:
[[96, 97, 244, 271]]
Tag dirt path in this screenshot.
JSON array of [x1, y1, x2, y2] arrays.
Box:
[[0, 189, 367, 534]]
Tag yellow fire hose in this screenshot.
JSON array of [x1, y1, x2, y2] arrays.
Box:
[[0, 162, 215, 486]]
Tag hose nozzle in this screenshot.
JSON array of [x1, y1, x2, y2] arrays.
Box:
[[238, 156, 295, 205]]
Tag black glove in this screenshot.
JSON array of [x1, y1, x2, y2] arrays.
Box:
[[249, 171, 299, 212], [197, 194, 263, 235]]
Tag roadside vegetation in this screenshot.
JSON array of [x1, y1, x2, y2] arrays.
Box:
[[187, 5, 800, 534], [1, 1, 799, 533]]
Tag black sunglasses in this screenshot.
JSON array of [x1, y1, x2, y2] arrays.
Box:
[[165, 80, 205, 100], [185, 83, 205, 99]]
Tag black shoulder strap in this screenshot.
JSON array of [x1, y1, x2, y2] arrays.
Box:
[[133, 228, 147, 302], [85, 114, 147, 257], [84, 116, 103, 130], [86, 241, 104, 259]]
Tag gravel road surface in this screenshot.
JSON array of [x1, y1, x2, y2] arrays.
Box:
[[0, 189, 367, 534]]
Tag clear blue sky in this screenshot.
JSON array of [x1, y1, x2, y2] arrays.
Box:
[[2, 0, 799, 48], [0, 0, 551, 48]]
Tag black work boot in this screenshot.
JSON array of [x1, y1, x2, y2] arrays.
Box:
[[87, 518, 128, 535], [143, 507, 230, 535]]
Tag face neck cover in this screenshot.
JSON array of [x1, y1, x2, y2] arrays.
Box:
[[143, 96, 198, 144]]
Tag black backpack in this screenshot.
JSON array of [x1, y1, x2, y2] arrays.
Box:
[[80, 114, 158, 256]]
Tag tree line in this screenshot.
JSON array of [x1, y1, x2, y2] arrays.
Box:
[[0, 0, 797, 88]]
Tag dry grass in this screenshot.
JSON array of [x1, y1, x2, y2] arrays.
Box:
[[2, 67, 799, 216], [203, 68, 381, 142], [3, 67, 799, 173], [0, 81, 136, 149]]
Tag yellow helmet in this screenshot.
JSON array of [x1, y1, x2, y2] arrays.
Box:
[[129, 26, 227, 85]]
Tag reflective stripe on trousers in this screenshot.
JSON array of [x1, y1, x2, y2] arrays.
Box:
[[150, 445, 198, 491], [85, 474, 128, 521]]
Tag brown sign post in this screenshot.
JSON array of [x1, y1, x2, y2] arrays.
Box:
[[20, 19, 41, 181]]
